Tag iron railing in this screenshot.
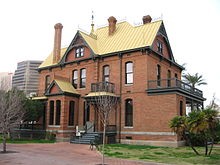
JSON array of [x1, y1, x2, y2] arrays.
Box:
[[91, 82, 115, 93], [148, 78, 203, 97]]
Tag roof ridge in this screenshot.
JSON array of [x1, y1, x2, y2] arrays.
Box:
[[134, 19, 163, 28], [96, 20, 129, 30]]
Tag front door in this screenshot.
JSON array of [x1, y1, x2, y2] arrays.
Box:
[[83, 102, 90, 125]]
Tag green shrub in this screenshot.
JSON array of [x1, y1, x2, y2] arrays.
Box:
[[45, 132, 56, 141]]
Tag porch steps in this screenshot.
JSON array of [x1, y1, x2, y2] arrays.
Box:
[[70, 132, 100, 144]]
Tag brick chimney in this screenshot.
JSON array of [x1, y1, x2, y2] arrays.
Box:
[[108, 16, 117, 36], [53, 23, 63, 64], [142, 15, 152, 24]]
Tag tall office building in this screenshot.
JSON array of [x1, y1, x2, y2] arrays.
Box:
[[0, 72, 13, 91], [12, 60, 42, 97]]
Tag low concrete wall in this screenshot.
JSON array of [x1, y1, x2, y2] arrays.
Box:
[[120, 139, 185, 147]]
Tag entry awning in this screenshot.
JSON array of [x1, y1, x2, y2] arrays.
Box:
[[32, 96, 48, 100]]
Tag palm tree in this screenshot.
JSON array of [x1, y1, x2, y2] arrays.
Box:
[[169, 116, 200, 155], [182, 73, 207, 88], [202, 108, 218, 155], [170, 108, 218, 156]]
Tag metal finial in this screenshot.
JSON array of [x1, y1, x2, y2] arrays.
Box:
[[91, 10, 95, 34], [92, 11, 94, 22]]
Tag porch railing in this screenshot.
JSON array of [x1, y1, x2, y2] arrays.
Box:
[[91, 82, 115, 93], [148, 78, 203, 97]]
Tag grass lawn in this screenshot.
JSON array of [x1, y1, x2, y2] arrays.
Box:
[[104, 144, 220, 165], [0, 138, 55, 144], [0, 135, 55, 144], [0, 133, 55, 144]]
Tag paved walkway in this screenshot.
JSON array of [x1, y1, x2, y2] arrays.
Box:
[[0, 143, 166, 165]]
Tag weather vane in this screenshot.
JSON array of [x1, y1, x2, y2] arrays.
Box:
[[91, 10, 95, 34]]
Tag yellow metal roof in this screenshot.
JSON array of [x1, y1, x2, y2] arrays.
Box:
[[54, 79, 79, 95], [39, 47, 67, 69], [80, 20, 162, 55], [32, 96, 47, 100], [40, 20, 162, 68]]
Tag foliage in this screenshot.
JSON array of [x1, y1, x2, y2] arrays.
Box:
[[215, 123, 220, 142], [0, 88, 26, 153], [0, 134, 55, 144], [104, 144, 220, 165], [182, 73, 207, 88], [170, 108, 219, 156], [45, 132, 56, 141], [23, 99, 44, 122]]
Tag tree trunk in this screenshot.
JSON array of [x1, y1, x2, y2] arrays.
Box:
[[102, 121, 106, 165], [208, 138, 214, 156], [2, 132, 7, 153], [185, 134, 200, 155], [205, 140, 208, 156]]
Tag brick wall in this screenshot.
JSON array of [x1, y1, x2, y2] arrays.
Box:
[[37, 35, 183, 143]]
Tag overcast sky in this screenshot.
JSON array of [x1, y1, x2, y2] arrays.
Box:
[[0, 0, 219, 106]]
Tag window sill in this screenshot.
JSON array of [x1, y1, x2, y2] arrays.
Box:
[[78, 87, 86, 90], [125, 84, 133, 87], [124, 126, 133, 129], [75, 56, 84, 58], [68, 126, 75, 128], [48, 125, 60, 128]]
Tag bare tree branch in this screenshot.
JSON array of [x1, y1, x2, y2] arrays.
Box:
[[88, 91, 119, 165], [0, 88, 25, 153]]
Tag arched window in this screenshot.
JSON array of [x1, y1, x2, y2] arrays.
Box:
[[69, 101, 75, 126], [103, 65, 110, 82], [80, 68, 86, 88], [180, 101, 183, 116], [45, 75, 50, 91], [72, 70, 78, 88], [175, 73, 178, 79], [167, 70, 171, 87], [55, 100, 61, 125], [125, 62, 133, 84], [83, 102, 90, 125], [125, 99, 133, 127], [49, 100, 54, 125], [157, 65, 161, 86], [157, 40, 163, 54]]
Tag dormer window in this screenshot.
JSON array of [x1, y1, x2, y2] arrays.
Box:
[[157, 41, 163, 54], [75, 47, 84, 58]]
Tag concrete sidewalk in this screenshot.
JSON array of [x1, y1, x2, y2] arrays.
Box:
[[0, 143, 166, 165]]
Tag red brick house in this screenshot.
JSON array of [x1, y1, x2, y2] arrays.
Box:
[[35, 15, 205, 146]]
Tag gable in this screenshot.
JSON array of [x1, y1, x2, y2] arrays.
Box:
[[61, 32, 95, 64], [151, 23, 175, 62], [50, 83, 61, 94], [45, 81, 61, 96], [45, 79, 80, 97], [152, 35, 172, 60]]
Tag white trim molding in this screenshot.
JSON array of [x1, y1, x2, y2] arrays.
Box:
[[121, 131, 175, 136]]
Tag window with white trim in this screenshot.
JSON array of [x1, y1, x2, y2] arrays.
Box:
[[125, 62, 133, 84], [80, 68, 86, 88], [75, 47, 84, 58]]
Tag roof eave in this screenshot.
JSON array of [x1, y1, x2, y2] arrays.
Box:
[[98, 46, 150, 57], [150, 49, 185, 70]]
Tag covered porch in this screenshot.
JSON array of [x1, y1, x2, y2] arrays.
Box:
[[147, 78, 206, 110]]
